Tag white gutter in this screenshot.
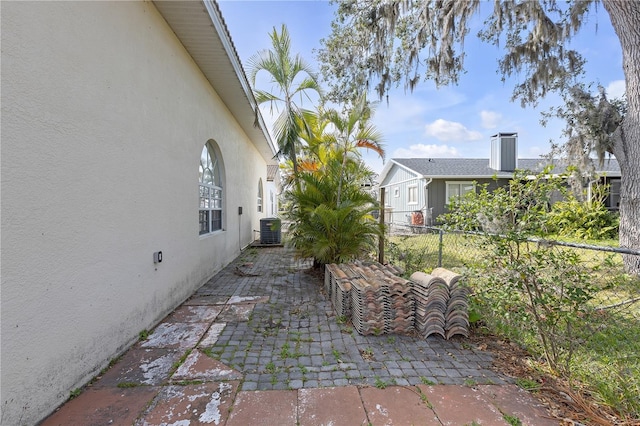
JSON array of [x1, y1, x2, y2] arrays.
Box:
[[423, 178, 432, 209], [422, 178, 432, 224]]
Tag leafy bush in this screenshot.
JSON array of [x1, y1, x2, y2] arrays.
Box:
[[547, 184, 619, 240], [442, 168, 598, 372], [284, 159, 382, 265]]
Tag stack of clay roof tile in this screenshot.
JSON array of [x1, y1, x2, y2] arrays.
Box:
[[410, 268, 469, 340], [324, 261, 413, 335], [433, 268, 470, 339], [324, 263, 359, 318], [411, 271, 449, 338]]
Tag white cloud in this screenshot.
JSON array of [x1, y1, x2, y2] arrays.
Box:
[[605, 80, 626, 99], [424, 119, 483, 142], [480, 110, 502, 129], [393, 144, 461, 158], [372, 87, 468, 136]]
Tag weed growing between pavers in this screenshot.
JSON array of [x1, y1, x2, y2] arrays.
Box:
[[413, 387, 433, 408], [289, 330, 313, 343], [340, 325, 354, 335], [420, 376, 436, 385], [280, 343, 292, 359], [200, 347, 223, 360], [264, 362, 277, 374], [117, 382, 139, 388], [169, 349, 192, 375], [360, 347, 375, 361], [240, 247, 258, 262], [374, 377, 387, 389], [172, 380, 205, 386], [331, 348, 342, 362], [503, 413, 523, 426], [138, 329, 149, 341]]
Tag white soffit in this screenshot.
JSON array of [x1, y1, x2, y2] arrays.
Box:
[[152, 0, 277, 162]]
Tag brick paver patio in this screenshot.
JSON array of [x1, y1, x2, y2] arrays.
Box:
[[41, 246, 559, 425]]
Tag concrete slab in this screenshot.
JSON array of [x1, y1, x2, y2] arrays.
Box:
[[298, 386, 369, 426], [184, 295, 230, 305], [360, 386, 441, 425], [164, 305, 223, 323], [216, 304, 255, 322], [137, 381, 238, 426], [40, 386, 158, 426], [171, 349, 242, 382], [199, 323, 227, 347], [139, 322, 210, 349], [226, 390, 297, 426], [478, 384, 561, 425], [95, 348, 185, 387], [418, 385, 508, 425], [228, 295, 269, 304]]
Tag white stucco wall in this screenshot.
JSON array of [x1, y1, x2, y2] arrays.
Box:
[[1, 2, 269, 424]]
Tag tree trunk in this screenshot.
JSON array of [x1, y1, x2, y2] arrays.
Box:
[[603, 0, 640, 275]]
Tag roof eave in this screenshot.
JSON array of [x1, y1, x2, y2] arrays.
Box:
[[152, 0, 278, 164]]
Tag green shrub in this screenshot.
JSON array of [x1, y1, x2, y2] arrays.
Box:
[[442, 168, 598, 371], [284, 159, 382, 266], [547, 186, 618, 240]]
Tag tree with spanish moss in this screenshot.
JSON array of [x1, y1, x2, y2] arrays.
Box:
[[318, 0, 640, 274]]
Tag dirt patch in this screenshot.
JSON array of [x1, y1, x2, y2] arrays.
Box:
[[469, 330, 637, 425]]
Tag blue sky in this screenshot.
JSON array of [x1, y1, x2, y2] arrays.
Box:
[[218, 1, 625, 174]]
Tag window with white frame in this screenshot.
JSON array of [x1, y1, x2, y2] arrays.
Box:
[[408, 185, 418, 204], [394, 188, 399, 197], [199, 142, 223, 235], [257, 178, 263, 213], [446, 181, 475, 203]]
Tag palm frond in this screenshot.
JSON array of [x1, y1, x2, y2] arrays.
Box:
[[355, 138, 386, 159]]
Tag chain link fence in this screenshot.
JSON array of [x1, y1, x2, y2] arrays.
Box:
[[382, 223, 640, 419]]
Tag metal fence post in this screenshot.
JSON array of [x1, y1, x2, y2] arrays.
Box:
[[438, 228, 444, 267], [378, 187, 385, 264]]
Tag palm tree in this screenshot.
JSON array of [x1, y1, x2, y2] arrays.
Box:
[[282, 99, 386, 266], [247, 25, 322, 187], [285, 158, 382, 265], [323, 94, 385, 206]]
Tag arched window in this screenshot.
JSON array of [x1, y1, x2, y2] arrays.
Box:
[[257, 178, 263, 213], [199, 142, 223, 235]]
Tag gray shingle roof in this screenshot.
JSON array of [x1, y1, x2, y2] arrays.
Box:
[[393, 157, 620, 178]]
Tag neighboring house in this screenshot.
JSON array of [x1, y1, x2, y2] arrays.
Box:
[[1, 1, 277, 424], [378, 133, 621, 225]]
